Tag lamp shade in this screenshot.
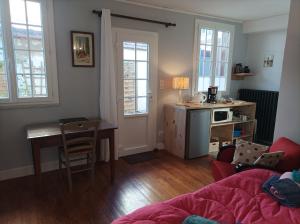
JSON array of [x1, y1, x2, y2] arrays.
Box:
[[172, 77, 190, 90]]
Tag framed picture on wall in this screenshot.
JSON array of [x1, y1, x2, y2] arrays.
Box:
[[71, 31, 95, 67]]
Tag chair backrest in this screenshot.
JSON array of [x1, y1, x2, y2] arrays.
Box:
[[60, 120, 99, 155]]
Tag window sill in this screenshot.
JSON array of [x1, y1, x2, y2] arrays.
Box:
[[0, 98, 59, 109]]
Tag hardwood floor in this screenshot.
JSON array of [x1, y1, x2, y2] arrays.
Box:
[[0, 151, 214, 224]]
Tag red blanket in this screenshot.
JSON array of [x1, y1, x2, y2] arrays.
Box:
[[112, 169, 300, 224]]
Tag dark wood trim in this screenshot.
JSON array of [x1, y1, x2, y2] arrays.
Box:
[[71, 31, 95, 67], [92, 10, 176, 28]]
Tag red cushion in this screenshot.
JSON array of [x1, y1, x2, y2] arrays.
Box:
[[269, 137, 300, 172], [211, 160, 236, 181]]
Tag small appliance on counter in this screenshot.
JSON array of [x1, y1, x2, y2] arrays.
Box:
[[191, 92, 207, 104], [211, 108, 233, 124], [207, 86, 218, 104]]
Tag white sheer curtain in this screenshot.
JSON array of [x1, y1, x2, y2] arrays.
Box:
[[100, 9, 118, 161]]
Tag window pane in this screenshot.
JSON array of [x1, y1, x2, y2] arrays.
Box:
[[26, 1, 42, 26], [137, 80, 147, 97], [136, 43, 148, 61], [200, 29, 206, 44], [206, 29, 214, 45], [123, 42, 135, 60], [124, 97, 135, 115], [0, 75, 9, 99], [217, 47, 229, 62], [32, 74, 47, 97], [216, 62, 228, 77], [31, 51, 45, 74], [15, 50, 30, 74], [215, 77, 226, 92], [29, 26, 43, 50], [124, 80, 135, 98], [17, 74, 32, 97], [9, 0, 27, 24], [198, 77, 210, 92], [137, 97, 147, 113], [218, 31, 230, 47], [12, 24, 28, 50], [137, 61, 147, 79], [0, 24, 3, 49], [205, 46, 212, 61], [123, 61, 135, 79]]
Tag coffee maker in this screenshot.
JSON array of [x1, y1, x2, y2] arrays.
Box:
[[207, 86, 218, 104]]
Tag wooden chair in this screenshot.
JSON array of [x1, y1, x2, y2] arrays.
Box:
[[58, 120, 99, 192]]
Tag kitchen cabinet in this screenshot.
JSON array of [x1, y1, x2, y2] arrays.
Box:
[[164, 102, 256, 159]]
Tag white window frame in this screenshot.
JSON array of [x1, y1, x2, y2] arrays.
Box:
[[0, 0, 58, 108], [192, 19, 235, 94]]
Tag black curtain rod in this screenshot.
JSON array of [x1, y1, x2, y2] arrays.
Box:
[[92, 10, 176, 28]]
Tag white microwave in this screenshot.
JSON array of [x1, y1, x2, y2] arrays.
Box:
[[212, 108, 233, 123]]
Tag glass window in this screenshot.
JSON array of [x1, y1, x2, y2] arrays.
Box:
[[0, 0, 58, 107], [195, 21, 234, 93], [0, 10, 9, 99], [10, 0, 47, 98], [123, 41, 149, 116]]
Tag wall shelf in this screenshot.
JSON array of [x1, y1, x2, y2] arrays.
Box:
[[231, 73, 255, 80]]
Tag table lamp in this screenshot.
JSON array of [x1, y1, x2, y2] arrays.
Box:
[[172, 76, 190, 104]]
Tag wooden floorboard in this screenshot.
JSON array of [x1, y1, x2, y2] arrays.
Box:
[[0, 151, 214, 224]]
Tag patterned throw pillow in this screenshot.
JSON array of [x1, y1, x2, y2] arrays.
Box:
[[254, 151, 285, 168], [232, 140, 268, 165]]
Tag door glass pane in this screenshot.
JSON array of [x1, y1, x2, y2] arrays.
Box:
[[137, 97, 147, 113], [136, 43, 148, 61], [124, 97, 135, 115], [124, 80, 135, 98], [123, 61, 135, 79], [123, 42, 135, 60], [137, 61, 147, 79], [123, 41, 149, 116], [137, 80, 147, 97]]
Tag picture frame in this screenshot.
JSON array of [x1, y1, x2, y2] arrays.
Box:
[[71, 31, 95, 67]]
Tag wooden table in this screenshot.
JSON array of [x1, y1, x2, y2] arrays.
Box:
[[26, 120, 117, 182]]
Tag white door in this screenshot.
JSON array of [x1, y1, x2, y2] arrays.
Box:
[[113, 28, 158, 157]]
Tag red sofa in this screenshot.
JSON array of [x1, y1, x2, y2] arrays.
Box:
[[211, 137, 300, 181]]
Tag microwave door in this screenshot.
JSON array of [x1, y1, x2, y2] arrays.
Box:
[[214, 111, 228, 122]]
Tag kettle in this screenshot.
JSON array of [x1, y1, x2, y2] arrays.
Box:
[[192, 92, 207, 104]]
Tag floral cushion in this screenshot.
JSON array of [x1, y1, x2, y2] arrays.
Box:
[[232, 140, 268, 165], [254, 151, 285, 168]]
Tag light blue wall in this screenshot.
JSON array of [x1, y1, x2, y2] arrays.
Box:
[[238, 30, 287, 92], [0, 0, 247, 171]]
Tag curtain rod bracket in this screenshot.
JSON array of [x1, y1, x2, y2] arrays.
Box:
[[92, 10, 176, 28]]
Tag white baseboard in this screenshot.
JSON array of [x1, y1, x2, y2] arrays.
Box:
[[0, 160, 86, 182]]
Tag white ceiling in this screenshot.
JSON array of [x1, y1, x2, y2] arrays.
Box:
[[118, 0, 290, 22]]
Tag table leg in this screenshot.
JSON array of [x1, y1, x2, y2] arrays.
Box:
[[31, 140, 41, 176], [109, 130, 115, 183]]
